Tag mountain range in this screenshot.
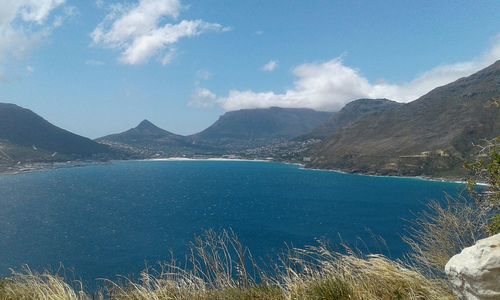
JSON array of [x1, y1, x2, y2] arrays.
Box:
[[308, 60, 500, 176], [1, 60, 499, 178], [97, 107, 332, 157]]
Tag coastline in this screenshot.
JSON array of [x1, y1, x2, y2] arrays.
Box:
[[143, 157, 273, 163], [298, 165, 485, 186], [0, 156, 484, 185], [0, 160, 112, 176]]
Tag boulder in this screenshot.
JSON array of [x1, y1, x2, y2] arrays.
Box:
[[445, 233, 500, 299]]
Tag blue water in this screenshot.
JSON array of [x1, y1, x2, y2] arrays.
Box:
[[0, 160, 463, 287]]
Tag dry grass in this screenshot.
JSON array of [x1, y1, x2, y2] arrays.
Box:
[[0, 230, 454, 300], [280, 243, 453, 300], [403, 195, 490, 277], [105, 229, 279, 299], [0, 267, 90, 300]]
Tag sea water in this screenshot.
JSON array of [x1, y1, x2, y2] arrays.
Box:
[[0, 160, 463, 286]]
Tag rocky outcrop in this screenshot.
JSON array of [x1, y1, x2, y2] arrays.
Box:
[[445, 234, 500, 299]]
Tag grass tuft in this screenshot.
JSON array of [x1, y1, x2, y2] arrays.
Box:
[[280, 243, 453, 300], [0, 267, 90, 300]]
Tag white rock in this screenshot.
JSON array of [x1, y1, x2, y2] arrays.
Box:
[[445, 233, 500, 300]]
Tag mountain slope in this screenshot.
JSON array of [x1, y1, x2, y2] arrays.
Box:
[[98, 119, 186, 146], [191, 107, 332, 150], [97, 120, 206, 157], [0, 103, 113, 164], [309, 60, 500, 177], [299, 99, 402, 140]]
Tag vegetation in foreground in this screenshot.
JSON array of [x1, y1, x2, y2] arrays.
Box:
[[0, 139, 498, 300], [0, 230, 453, 300], [403, 138, 500, 278]]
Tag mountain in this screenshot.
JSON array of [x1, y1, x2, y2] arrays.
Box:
[[191, 107, 333, 150], [97, 108, 333, 157], [308, 60, 500, 177], [98, 119, 185, 146], [97, 120, 206, 157], [298, 98, 402, 140], [0, 103, 113, 165]]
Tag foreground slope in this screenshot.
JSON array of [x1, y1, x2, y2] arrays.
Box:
[[191, 107, 332, 150], [0, 103, 113, 166], [309, 60, 500, 176]]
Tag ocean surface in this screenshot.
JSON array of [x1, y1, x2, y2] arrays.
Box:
[[0, 160, 464, 287]]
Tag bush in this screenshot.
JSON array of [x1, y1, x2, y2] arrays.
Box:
[[465, 137, 500, 234]]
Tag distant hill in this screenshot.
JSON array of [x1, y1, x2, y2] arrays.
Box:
[[308, 60, 500, 177], [97, 120, 211, 157], [98, 119, 186, 146], [298, 98, 402, 140], [191, 107, 333, 150], [0, 103, 113, 165]]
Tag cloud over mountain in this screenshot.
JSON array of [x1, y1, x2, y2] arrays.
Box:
[[202, 36, 500, 111]]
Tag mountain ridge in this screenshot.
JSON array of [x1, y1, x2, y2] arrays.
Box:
[[298, 98, 402, 140], [190, 107, 333, 150], [307, 60, 500, 176], [0, 103, 114, 165]]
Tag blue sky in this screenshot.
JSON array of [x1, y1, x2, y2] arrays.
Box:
[[0, 0, 499, 138]]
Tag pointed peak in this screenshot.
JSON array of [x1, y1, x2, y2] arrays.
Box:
[[136, 119, 156, 128], [134, 119, 165, 132]]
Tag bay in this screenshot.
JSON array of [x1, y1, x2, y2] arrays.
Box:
[[0, 160, 463, 286]]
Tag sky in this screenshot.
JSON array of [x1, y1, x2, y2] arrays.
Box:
[[0, 0, 499, 138]]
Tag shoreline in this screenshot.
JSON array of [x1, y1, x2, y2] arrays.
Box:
[[143, 157, 273, 163], [298, 165, 485, 186], [0, 160, 111, 176], [0, 157, 486, 186]]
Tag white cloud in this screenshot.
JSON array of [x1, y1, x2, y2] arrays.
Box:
[[17, 0, 65, 23], [26, 65, 34, 73], [52, 5, 76, 28], [189, 87, 218, 108], [160, 47, 176, 65], [0, 0, 66, 67], [210, 36, 500, 111], [262, 60, 278, 72], [92, 0, 228, 65]]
